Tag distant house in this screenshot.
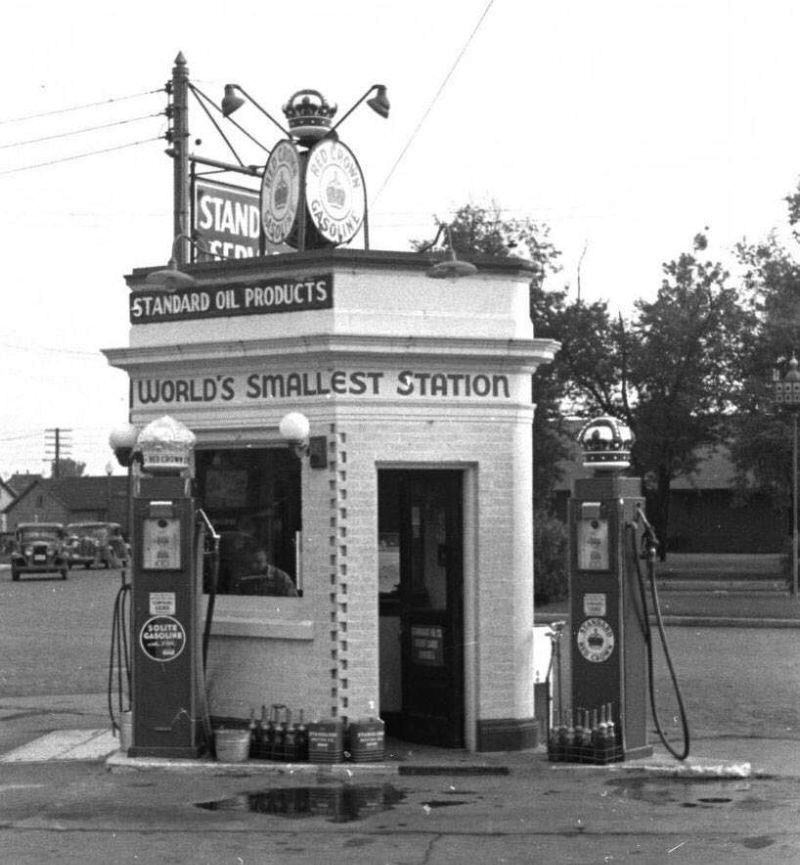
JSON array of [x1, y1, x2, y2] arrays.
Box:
[[4, 476, 131, 535], [6, 473, 42, 497], [0, 478, 17, 532], [553, 433, 784, 554], [3, 474, 183, 539]]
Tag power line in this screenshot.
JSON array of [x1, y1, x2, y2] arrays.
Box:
[[0, 136, 162, 177], [1, 341, 106, 358], [0, 89, 164, 126], [371, 0, 496, 205], [0, 112, 163, 151]]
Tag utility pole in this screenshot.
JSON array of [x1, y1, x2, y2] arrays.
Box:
[[168, 52, 190, 265], [44, 428, 72, 479]]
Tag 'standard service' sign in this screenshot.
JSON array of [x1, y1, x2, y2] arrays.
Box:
[[130, 274, 333, 324], [194, 179, 260, 260]]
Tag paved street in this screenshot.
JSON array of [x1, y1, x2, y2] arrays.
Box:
[[1, 565, 800, 864]]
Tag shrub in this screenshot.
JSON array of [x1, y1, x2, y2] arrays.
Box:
[[534, 510, 569, 604]]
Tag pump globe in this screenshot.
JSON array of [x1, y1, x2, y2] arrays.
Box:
[[577, 415, 634, 472]]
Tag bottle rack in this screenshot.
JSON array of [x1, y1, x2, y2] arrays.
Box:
[[547, 703, 623, 765]]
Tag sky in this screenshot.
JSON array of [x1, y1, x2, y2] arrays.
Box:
[[3, 0, 800, 478]]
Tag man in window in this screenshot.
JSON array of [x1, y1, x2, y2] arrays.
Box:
[[240, 547, 298, 597]]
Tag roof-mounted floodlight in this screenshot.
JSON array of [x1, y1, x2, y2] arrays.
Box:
[[420, 223, 478, 280]]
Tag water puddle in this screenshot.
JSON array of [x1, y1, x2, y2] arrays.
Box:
[[196, 783, 405, 823], [606, 776, 753, 808]]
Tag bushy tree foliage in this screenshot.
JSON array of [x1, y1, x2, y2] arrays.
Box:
[[729, 196, 800, 506], [50, 458, 86, 478], [417, 206, 755, 556]]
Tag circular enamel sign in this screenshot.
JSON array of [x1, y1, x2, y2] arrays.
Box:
[[304, 138, 365, 245], [576, 617, 615, 663], [139, 615, 186, 662], [260, 139, 301, 244]]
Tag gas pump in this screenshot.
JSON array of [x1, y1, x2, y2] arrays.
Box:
[[126, 415, 209, 758], [567, 416, 652, 761]]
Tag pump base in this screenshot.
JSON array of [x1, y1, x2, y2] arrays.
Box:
[[623, 743, 654, 760]]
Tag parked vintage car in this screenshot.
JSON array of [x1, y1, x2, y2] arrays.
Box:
[[65, 522, 127, 569], [11, 523, 69, 581]]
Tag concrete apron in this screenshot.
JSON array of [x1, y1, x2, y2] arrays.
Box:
[[0, 727, 759, 780]]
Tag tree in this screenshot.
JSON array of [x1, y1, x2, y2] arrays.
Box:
[[627, 235, 755, 553], [535, 232, 754, 554], [415, 203, 568, 508], [51, 458, 86, 478], [729, 211, 800, 507]]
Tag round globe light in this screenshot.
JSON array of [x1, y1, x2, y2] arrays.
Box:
[[279, 411, 311, 443], [108, 422, 139, 452]]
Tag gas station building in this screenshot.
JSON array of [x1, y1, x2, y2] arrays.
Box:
[[105, 248, 558, 752]]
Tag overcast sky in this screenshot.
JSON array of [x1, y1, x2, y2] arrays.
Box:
[[3, 0, 800, 476]]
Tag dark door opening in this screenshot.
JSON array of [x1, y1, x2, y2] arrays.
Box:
[[378, 470, 464, 747]]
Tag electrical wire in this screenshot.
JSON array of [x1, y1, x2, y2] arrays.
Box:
[[188, 83, 270, 158], [0, 136, 162, 177], [0, 112, 163, 151], [0, 89, 164, 126], [371, 0, 496, 205]]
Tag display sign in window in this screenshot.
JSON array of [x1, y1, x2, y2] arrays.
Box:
[[411, 625, 445, 667]]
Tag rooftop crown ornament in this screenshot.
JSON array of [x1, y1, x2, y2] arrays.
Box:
[[577, 416, 634, 473], [282, 89, 338, 146]]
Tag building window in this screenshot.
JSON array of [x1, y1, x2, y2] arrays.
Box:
[[195, 447, 301, 597]]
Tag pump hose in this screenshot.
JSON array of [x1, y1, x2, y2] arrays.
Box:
[[107, 571, 132, 734], [196, 510, 220, 752], [628, 513, 691, 761]]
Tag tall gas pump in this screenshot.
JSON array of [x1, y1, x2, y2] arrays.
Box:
[[567, 416, 653, 761], [127, 415, 208, 758]]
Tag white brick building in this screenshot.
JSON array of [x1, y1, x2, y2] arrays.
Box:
[[105, 248, 558, 751]]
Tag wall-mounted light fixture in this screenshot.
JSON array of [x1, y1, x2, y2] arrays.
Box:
[[108, 422, 141, 468], [279, 412, 327, 468], [420, 223, 478, 280]]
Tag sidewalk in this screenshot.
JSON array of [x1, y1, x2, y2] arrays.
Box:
[[2, 693, 799, 781]]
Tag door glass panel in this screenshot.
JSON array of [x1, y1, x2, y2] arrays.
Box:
[[409, 499, 447, 611]]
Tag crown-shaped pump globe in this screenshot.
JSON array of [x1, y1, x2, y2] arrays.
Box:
[[577, 416, 634, 473]]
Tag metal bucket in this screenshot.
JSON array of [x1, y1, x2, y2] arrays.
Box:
[[215, 729, 251, 763]]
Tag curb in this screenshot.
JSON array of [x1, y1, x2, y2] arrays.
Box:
[[659, 616, 800, 628]]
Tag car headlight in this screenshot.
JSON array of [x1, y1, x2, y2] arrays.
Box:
[[24, 546, 33, 556]]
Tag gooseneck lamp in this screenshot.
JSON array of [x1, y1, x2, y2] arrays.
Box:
[[221, 84, 291, 137], [327, 84, 390, 135], [420, 223, 478, 280]]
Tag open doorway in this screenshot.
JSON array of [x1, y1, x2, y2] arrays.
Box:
[[378, 470, 464, 747]]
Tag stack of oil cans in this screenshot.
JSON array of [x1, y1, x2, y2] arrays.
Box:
[[245, 707, 386, 764], [548, 703, 622, 764]]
